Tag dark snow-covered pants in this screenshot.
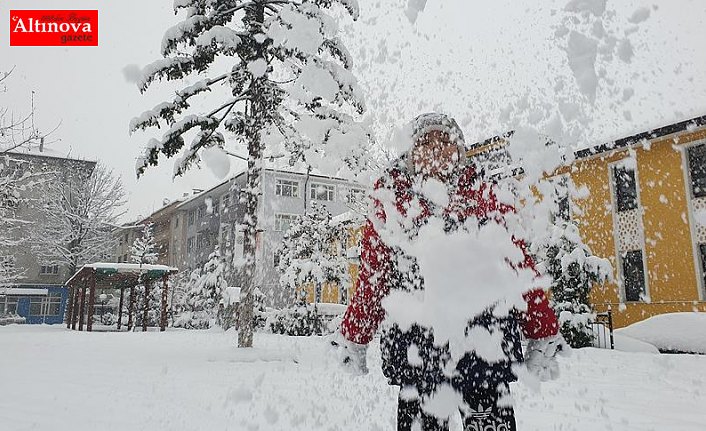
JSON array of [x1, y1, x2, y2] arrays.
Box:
[[397, 385, 516, 431], [382, 318, 523, 431]]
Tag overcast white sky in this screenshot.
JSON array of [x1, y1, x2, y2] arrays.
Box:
[[2, 0, 706, 221]]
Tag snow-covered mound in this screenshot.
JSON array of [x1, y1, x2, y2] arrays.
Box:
[[590, 323, 659, 353], [616, 312, 706, 354], [613, 333, 660, 354]]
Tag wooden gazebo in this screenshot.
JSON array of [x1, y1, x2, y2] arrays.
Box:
[[65, 263, 178, 332]]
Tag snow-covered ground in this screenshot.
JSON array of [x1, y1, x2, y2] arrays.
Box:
[[2, 325, 705, 431]]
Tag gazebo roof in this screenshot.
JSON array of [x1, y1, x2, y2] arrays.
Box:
[[65, 263, 178, 290]]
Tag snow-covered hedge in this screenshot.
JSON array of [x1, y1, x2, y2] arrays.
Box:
[[267, 303, 344, 336], [0, 314, 26, 325], [616, 312, 706, 354]]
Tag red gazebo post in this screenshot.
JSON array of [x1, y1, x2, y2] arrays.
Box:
[[142, 280, 151, 332], [117, 287, 125, 330], [160, 274, 168, 331], [78, 287, 86, 331], [71, 286, 80, 330], [127, 285, 135, 331], [86, 270, 97, 332], [65, 286, 74, 329]]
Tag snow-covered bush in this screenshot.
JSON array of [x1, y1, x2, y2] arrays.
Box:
[[533, 221, 612, 348], [267, 304, 325, 336], [0, 314, 26, 325]]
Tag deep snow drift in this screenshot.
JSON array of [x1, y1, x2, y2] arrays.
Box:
[[617, 312, 706, 354], [1, 326, 705, 431]]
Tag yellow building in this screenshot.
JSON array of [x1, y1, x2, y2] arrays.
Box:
[[562, 115, 706, 327], [470, 115, 706, 328]]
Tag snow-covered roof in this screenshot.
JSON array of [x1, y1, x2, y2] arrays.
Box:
[[330, 210, 364, 226], [575, 114, 706, 157], [85, 262, 177, 272], [311, 302, 347, 316], [65, 262, 178, 288], [0, 287, 49, 296], [223, 286, 241, 306], [6, 145, 96, 164]]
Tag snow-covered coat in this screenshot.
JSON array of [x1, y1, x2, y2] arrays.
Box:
[[340, 162, 559, 388]]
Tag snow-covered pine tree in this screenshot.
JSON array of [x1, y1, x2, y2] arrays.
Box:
[[131, 223, 159, 265], [131, 0, 366, 347], [277, 203, 350, 305], [130, 222, 160, 329], [178, 246, 228, 329], [532, 220, 613, 348]]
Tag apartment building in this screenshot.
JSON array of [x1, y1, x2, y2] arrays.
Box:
[[117, 168, 364, 308], [0, 148, 96, 323]]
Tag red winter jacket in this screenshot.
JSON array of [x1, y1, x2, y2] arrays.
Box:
[[340, 164, 558, 345]]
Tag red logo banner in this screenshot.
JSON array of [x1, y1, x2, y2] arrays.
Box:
[[10, 10, 98, 46]]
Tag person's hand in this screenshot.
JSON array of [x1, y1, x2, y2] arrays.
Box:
[[329, 331, 369, 375], [525, 333, 570, 381]]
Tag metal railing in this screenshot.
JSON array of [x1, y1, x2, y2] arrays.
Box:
[[590, 310, 615, 350]]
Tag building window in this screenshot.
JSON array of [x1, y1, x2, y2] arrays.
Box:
[[222, 193, 230, 209], [46, 294, 61, 316], [187, 237, 195, 253], [276, 179, 300, 198], [274, 213, 298, 232], [188, 210, 195, 226], [687, 143, 706, 198], [0, 296, 19, 315], [345, 188, 365, 205], [310, 183, 335, 201], [29, 294, 61, 317], [552, 176, 571, 222], [39, 264, 59, 275], [273, 252, 280, 267], [197, 205, 206, 219], [0, 191, 19, 210], [613, 165, 638, 212], [213, 198, 220, 215], [220, 225, 228, 242], [622, 250, 646, 302], [197, 233, 210, 250], [0, 255, 16, 276]]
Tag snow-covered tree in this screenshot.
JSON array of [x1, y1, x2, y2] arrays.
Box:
[[131, 223, 159, 265], [1, 68, 48, 156], [131, 0, 367, 347], [177, 246, 228, 329], [32, 163, 126, 276], [0, 68, 50, 285], [532, 220, 613, 348], [277, 203, 351, 305], [0, 155, 31, 285]]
